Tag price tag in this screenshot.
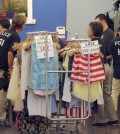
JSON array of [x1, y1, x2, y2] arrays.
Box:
[[35, 35, 54, 59], [81, 40, 100, 55]]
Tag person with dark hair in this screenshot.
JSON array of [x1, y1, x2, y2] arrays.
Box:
[[95, 14, 115, 63], [95, 15, 119, 126], [0, 15, 26, 128], [0, 18, 10, 32], [88, 22, 107, 63], [89, 22, 103, 37]]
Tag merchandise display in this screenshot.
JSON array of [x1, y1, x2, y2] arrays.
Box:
[[0, 1, 120, 134], [5, 31, 106, 133]]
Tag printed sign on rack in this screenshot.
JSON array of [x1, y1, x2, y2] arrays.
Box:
[[81, 40, 100, 55], [35, 35, 54, 59]]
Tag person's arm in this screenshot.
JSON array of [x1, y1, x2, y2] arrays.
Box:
[[107, 33, 115, 59], [99, 52, 104, 59], [108, 40, 114, 59], [8, 51, 14, 75]]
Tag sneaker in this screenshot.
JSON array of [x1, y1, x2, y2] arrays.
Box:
[[92, 122, 107, 127], [0, 121, 11, 128], [107, 120, 119, 126]]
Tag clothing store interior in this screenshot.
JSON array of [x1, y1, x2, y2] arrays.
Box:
[[0, 0, 120, 134]]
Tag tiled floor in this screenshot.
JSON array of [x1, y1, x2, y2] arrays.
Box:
[[0, 119, 120, 134]]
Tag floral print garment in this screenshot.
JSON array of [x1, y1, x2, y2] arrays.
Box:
[[16, 112, 49, 134]]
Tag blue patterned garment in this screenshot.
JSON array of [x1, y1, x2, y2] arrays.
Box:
[[30, 43, 59, 90]]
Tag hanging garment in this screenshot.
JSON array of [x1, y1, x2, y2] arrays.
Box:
[[21, 44, 56, 98], [62, 54, 74, 100], [33, 89, 55, 97], [71, 54, 105, 84], [16, 112, 49, 134], [62, 73, 71, 102], [7, 58, 20, 100], [27, 88, 51, 117], [66, 96, 89, 118], [73, 81, 102, 102], [66, 107, 88, 118], [63, 54, 69, 70], [21, 44, 31, 99], [27, 88, 57, 117], [13, 84, 23, 112], [30, 43, 59, 90]]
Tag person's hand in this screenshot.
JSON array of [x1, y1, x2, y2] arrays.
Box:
[[107, 55, 113, 60], [99, 52, 104, 59]]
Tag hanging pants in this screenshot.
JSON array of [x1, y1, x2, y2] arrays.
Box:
[[0, 70, 7, 122], [95, 64, 118, 123]]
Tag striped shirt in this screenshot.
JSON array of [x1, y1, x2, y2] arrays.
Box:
[[71, 54, 105, 84]]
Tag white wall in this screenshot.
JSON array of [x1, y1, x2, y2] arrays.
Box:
[[67, 0, 113, 38]]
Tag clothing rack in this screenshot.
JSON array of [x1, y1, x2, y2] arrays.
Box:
[[26, 31, 91, 133], [45, 32, 91, 133]]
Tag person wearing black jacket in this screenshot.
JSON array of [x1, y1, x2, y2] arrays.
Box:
[[87, 22, 119, 126], [95, 14, 115, 65], [0, 15, 26, 128], [109, 36, 120, 112]]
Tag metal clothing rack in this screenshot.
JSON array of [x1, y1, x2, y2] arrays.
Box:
[[45, 31, 91, 133], [26, 31, 91, 133]]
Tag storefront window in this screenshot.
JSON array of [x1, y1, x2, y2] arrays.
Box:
[[2, 0, 27, 16], [0, 0, 36, 24]]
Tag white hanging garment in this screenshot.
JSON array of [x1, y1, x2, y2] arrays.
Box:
[[27, 88, 52, 117], [7, 58, 20, 100], [62, 73, 71, 102], [21, 44, 31, 99]]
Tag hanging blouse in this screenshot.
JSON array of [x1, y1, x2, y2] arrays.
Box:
[[30, 43, 59, 90], [73, 81, 102, 102], [71, 54, 105, 84], [21, 44, 31, 99]]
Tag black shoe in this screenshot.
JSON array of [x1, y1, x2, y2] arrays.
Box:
[[92, 123, 107, 127], [107, 120, 119, 126], [0, 121, 11, 128]]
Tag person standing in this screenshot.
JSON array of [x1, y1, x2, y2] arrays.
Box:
[[87, 22, 109, 126], [109, 36, 120, 112], [0, 18, 10, 128], [94, 14, 119, 126], [96, 14, 114, 63], [0, 15, 26, 128]]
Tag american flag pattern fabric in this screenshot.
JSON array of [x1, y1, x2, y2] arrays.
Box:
[[66, 107, 89, 118]]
